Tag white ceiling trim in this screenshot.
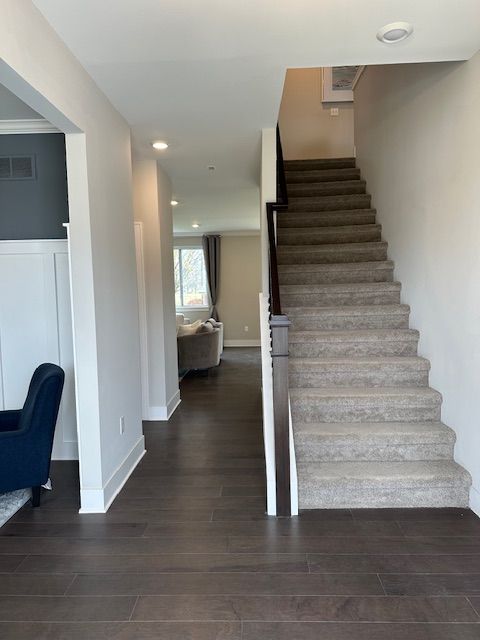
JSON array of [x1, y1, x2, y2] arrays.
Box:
[[0, 119, 60, 134]]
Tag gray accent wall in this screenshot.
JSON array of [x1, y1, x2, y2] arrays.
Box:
[[0, 133, 68, 240]]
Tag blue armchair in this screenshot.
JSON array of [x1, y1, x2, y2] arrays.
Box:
[[0, 363, 65, 507]]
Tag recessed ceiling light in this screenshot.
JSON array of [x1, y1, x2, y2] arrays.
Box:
[[192, 223, 200, 229], [171, 200, 178, 206], [377, 21, 413, 43], [152, 141, 168, 150]]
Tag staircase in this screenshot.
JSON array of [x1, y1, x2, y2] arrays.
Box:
[[278, 157, 471, 509]]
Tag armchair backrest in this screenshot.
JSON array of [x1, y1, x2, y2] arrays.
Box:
[[18, 363, 65, 460]]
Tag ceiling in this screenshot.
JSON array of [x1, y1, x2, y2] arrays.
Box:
[[33, 0, 480, 233]]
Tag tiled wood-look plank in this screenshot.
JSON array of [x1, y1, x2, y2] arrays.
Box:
[[143, 520, 403, 537], [0, 536, 229, 555], [228, 535, 480, 555], [242, 622, 480, 640], [0, 522, 147, 538], [0, 574, 74, 595], [17, 553, 309, 574], [131, 594, 479, 622], [0, 596, 137, 621], [67, 572, 384, 596], [308, 554, 480, 574], [9, 508, 215, 524], [0, 622, 241, 640], [380, 574, 480, 596]]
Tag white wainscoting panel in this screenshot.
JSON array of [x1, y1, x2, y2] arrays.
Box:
[[0, 240, 77, 460]]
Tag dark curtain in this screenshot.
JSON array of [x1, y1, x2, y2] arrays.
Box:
[[202, 234, 221, 320]]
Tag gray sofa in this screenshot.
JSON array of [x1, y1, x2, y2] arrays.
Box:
[[177, 323, 220, 371]]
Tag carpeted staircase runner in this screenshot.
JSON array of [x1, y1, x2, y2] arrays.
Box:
[[278, 157, 471, 509]]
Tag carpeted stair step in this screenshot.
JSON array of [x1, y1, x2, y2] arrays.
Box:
[[278, 224, 381, 246], [290, 386, 442, 423], [288, 193, 371, 212], [287, 179, 366, 198], [278, 261, 394, 285], [288, 356, 429, 388], [278, 209, 377, 229], [277, 241, 388, 265], [294, 421, 456, 462], [280, 282, 401, 307], [285, 304, 410, 331], [297, 460, 471, 509], [284, 158, 356, 171], [286, 167, 361, 184], [288, 329, 419, 358]]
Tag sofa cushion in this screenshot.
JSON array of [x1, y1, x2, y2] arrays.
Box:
[[177, 319, 202, 337], [196, 322, 214, 334]]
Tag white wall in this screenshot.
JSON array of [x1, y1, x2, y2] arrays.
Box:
[[132, 155, 180, 420], [354, 55, 480, 514], [0, 240, 77, 461], [279, 68, 354, 160], [0, 1, 144, 511]]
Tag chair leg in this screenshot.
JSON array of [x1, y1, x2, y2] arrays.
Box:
[[31, 486, 41, 508]]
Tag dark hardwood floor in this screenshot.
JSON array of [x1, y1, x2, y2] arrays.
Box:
[[1, 348, 480, 638]]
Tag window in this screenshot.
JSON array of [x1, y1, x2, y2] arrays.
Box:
[[174, 247, 209, 309]]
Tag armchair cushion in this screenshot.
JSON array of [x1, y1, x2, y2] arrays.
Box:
[[0, 410, 21, 433]]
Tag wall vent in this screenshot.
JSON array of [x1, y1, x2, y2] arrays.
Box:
[[0, 155, 36, 181]]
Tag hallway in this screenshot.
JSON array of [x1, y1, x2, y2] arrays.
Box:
[[0, 348, 480, 638]]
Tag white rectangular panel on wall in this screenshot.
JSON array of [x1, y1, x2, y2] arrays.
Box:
[[0, 240, 78, 460]]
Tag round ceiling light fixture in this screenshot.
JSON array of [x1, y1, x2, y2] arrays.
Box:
[[170, 200, 178, 206], [377, 21, 413, 43], [152, 140, 168, 150], [192, 223, 200, 229]]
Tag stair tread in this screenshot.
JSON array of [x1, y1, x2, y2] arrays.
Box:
[[290, 386, 442, 400], [278, 241, 387, 253], [278, 261, 393, 272], [288, 179, 366, 194], [279, 223, 380, 234], [285, 157, 356, 170], [289, 356, 429, 369], [295, 421, 455, 441], [289, 328, 419, 342], [286, 168, 361, 183], [297, 460, 471, 486], [289, 193, 369, 202], [281, 282, 400, 293], [280, 208, 376, 219], [284, 304, 409, 316]]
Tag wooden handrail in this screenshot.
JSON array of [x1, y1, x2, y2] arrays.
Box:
[[266, 125, 291, 517]]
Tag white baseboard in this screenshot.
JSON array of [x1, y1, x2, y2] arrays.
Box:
[[224, 339, 261, 347], [470, 485, 480, 517], [79, 435, 146, 513], [145, 390, 181, 421]]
